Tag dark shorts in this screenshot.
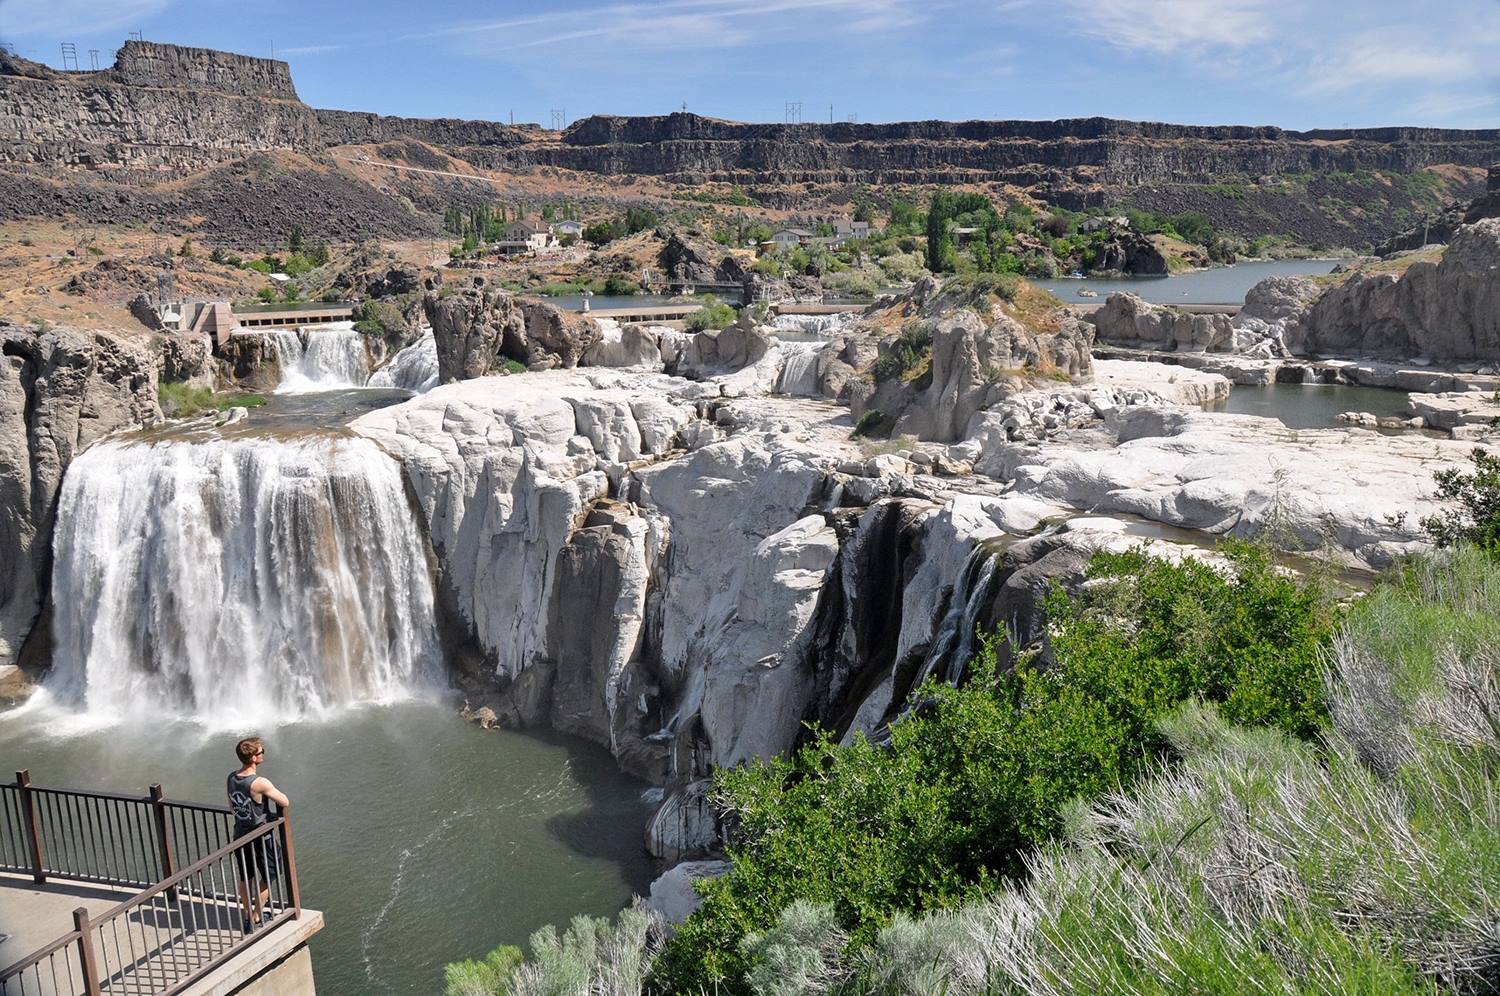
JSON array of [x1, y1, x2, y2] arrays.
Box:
[[232, 829, 279, 887]]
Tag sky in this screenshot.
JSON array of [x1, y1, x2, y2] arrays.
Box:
[[2, 0, 1498, 130]]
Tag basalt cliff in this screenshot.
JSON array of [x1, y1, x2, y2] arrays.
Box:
[[3, 42, 1498, 248]]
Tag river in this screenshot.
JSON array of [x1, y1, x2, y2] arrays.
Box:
[[1030, 259, 1341, 305], [0, 349, 657, 994], [0, 702, 655, 994]]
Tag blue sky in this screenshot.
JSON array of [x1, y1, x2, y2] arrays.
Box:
[[3, 0, 1498, 129]]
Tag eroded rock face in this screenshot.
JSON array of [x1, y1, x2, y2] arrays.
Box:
[[425, 287, 601, 380], [0, 323, 159, 667], [1304, 220, 1500, 362]]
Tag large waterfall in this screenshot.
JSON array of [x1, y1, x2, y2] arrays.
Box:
[[273, 326, 371, 392], [47, 434, 441, 726]]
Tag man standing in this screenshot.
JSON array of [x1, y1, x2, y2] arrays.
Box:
[[227, 736, 290, 933]]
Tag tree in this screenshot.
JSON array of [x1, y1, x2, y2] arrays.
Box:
[[287, 225, 304, 254], [925, 192, 998, 273], [178, 238, 194, 258]]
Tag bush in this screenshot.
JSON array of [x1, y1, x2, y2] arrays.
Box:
[[443, 945, 522, 996], [684, 295, 737, 332], [651, 543, 1337, 993], [245, 259, 272, 274], [851, 409, 887, 438], [503, 358, 527, 374], [871, 323, 932, 383], [1420, 448, 1500, 551], [158, 383, 266, 419], [256, 286, 278, 303], [602, 274, 640, 296]]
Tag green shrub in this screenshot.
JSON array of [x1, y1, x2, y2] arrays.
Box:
[[244, 259, 272, 274], [602, 274, 640, 296], [442, 945, 522, 996], [684, 295, 737, 332], [851, 409, 888, 438], [158, 383, 266, 419], [256, 287, 278, 303], [872, 323, 932, 383], [651, 543, 1337, 993], [503, 358, 527, 374], [1420, 448, 1500, 551]]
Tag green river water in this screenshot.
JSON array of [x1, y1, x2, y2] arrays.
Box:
[[0, 700, 656, 994]]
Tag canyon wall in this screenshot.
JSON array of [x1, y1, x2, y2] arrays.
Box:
[[3, 42, 1497, 188]]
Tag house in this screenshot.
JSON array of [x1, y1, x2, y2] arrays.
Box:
[[951, 226, 979, 248], [494, 219, 556, 256], [771, 228, 815, 248], [551, 219, 584, 238], [505, 220, 555, 251], [831, 217, 870, 239]]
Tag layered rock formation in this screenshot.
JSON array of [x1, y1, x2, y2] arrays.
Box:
[[425, 287, 602, 379], [0, 323, 158, 668], [4, 42, 1497, 196], [1302, 220, 1500, 362]]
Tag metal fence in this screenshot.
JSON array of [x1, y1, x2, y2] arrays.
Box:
[[0, 771, 301, 996]]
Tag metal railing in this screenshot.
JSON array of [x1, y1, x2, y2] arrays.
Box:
[[0, 771, 301, 996]]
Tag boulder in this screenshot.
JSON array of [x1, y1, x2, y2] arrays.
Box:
[[425, 287, 601, 380]]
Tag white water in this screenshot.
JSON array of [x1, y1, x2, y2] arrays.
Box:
[[272, 325, 371, 393], [772, 312, 853, 336], [367, 332, 439, 393], [916, 541, 1006, 687], [775, 340, 825, 397], [46, 435, 441, 727]]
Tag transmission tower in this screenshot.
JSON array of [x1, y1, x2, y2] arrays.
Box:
[[128, 31, 143, 42], [846, 112, 859, 124], [59, 42, 78, 70], [550, 108, 567, 130], [784, 101, 802, 124], [88, 49, 100, 70]]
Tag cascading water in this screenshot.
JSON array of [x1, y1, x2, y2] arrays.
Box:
[[273, 325, 372, 392], [775, 341, 825, 397], [771, 312, 853, 337], [47, 434, 441, 726], [367, 332, 439, 393], [914, 537, 1010, 688]]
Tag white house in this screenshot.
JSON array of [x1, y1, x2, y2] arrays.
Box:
[[551, 220, 584, 238], [771, 228, 815, 248], [495, 219, 555, 255], [831, 217, 870, 239]]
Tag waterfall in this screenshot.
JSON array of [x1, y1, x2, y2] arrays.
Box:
[[272, 325, 371, 393], [368, 332, 439, 393], [775, 341, 824, 397], [913, 539, 1008, 687], [48, 435, 441, 726], [771, 312, 853, 337]]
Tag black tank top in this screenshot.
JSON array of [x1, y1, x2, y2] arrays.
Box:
[[227, 770, 272, 834]]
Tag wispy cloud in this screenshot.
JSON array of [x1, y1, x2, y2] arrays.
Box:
[[407, 0, 926, 55], [1052, 0, 1278, 56], [0, 0, 171, 40], [277, 44, 345, 57]]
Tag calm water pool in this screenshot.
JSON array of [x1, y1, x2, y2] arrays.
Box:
[[0, 701, 656, 995]]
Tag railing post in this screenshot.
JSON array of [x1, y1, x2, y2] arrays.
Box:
[[279, 808, 301, 919], [16, 769, 45, 883], [73, 907, 103, 996], [150, 784, 177, 901]]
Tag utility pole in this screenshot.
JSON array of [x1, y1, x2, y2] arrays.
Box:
[[784, 101, 801, 125], [829, 104, 833, 124], [88, 49, 100, 70], [550, 109, 566, 130], [60, 42, 78, 70]]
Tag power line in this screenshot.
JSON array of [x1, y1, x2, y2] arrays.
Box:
[[550, 108, 567, 130], [88, 49, 100, 70], [784, 101, 802, 125], [59, 42, 78, 71]]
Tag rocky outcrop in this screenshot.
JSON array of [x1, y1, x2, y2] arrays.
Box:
[[658, 227, 750, 287], [425, 287, 601, 380], [0, 323, 158, 667], [1093, 231, 1169, 275], [1374, 162, 1500, 255], [1302, 220, 1500, 362]]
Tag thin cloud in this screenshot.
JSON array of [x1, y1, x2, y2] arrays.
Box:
[[0, 0, 171, 39], [1054, 0, 1278, 56], [277, 44, 345, 57]]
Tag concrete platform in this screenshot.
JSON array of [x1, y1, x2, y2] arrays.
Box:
[[1, 873, 322, 995]]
